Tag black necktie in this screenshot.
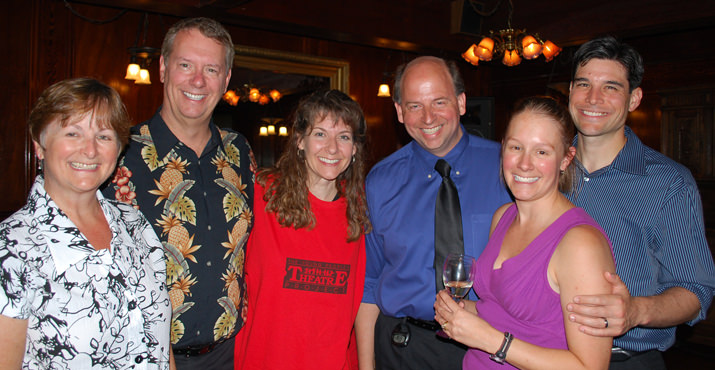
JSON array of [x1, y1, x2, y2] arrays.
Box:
[[434, 159, 464, 292]]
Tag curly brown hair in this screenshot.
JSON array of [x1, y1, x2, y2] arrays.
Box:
[[257, 89, 371, 242]]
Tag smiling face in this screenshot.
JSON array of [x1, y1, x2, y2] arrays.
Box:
[[35, 112, 120, 201], [159, 28, 231, 128], [502, 111, 574, 203], [395, 59, 465, 157], [298, 114, 356, 193], [569, 58, 642, 140]]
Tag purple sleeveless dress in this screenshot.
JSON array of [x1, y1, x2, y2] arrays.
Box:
[[464, 204, 613, 369]]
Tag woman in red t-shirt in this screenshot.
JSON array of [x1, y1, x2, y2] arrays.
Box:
[[235, 89, 371, 370]]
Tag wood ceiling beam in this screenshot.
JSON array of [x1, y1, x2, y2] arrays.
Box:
[[68, 0, 450, 56]]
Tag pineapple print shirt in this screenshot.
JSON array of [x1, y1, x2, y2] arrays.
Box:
[[103, 112, 255, 349], [0, 176, 171, 369]]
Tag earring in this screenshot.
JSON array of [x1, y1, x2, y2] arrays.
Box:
[[37, 158, 43, 174], [352, 156, 356, 163], [297, 149, 304, 159]]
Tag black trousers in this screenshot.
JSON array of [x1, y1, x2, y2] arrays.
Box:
[[375, 313, 467, 370], [609, 350, 666, 370]]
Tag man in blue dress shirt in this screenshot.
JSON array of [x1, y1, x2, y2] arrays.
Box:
[[564, 36, 715, 370], [355, 56, 511, 369]]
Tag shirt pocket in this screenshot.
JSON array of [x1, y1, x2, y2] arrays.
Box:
[[469, 213, 493, 253]]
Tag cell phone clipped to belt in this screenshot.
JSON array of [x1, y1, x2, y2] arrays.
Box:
[[391, 318, 410, 347]]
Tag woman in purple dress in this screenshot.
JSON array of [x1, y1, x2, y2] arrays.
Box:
[[435, 96, 615, 369]]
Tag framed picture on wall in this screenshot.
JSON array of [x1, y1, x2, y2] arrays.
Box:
[[462, 97, 495, 140]]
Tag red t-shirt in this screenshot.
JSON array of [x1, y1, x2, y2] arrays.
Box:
[[235, 182, 365, 369]]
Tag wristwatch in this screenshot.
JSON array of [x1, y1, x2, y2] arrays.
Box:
[[489, 332, 514, 364]]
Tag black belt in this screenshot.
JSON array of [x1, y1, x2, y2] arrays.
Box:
[[405, 316, 441, 331], [173, 338, 227, 357], [610, 347, 652, 362]]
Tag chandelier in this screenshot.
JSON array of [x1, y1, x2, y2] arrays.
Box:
[[461, 0, 561, 67], [223, 84, 282, 106]]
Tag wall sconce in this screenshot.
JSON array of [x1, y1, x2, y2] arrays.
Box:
[[259, 118, 288, 138], [125, 13, 159, 84], [259, 125, 288, 136], [126, 46, 159, 84], [377, 53, 393, 97]]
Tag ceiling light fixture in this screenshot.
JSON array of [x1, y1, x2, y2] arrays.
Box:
[[462, 0, 561, 67], [125, 13, 159, 84], [223, 84, 282, 106]]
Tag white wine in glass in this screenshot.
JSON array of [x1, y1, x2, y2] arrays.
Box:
[[442, 253, 476, 301]]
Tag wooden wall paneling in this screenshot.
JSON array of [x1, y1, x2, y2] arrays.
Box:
[[660, 87, 714, 179], [69, 4, 166, 124], [0, 0, 75, 219], [0, 1, 34, 219]]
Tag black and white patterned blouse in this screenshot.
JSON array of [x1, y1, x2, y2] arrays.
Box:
[[0, 176, 171, 369]]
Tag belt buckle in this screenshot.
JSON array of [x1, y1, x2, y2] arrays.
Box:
[[611, 347, 633, 362]]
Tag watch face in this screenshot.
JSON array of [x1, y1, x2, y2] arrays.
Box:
[[391, 322, 410, 347]]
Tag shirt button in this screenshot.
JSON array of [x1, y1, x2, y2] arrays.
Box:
[[128, 301, 137, 310], [197, 330, 201, 336], [428, 174, 432, 179], [455, 171, 460, 175], [206, 261, 212, 267], [208, 225, 212, 231], [204, 192, 207, 197], [135, 355, 143, 363], [584, 177, 590, 182]]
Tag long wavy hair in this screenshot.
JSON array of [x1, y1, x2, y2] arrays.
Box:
[[257, 89, 371, 242]]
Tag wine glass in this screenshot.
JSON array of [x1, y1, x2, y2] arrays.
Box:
[[442, 253, 476, 301]]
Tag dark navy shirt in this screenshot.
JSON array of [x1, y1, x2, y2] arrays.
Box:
[[103, 112, 255, 348], [363, 126, 512, 319]]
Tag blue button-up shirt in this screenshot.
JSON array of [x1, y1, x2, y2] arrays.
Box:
[[363, 126, 512, 320], [566, 126, 715, 351]]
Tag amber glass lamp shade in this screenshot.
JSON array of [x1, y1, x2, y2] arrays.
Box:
[[475, 37, 495, 61], [135, 69, 151, 84], [125, 63, 141, 80], [462, 44, 480, 66], [502, 49, 522, 66], [223, 90, 237, 105], [248, 88, 260, 102], [269, 89, 282, 102], [521, 35, 542, 60], [377, 83, 391, 97], [541, 40, 562, 62]]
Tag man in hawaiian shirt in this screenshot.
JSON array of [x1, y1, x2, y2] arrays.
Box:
[[104, 17, 254, 370]]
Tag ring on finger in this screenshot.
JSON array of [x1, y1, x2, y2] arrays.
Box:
[[441, 321, 448, 329], [602, 317, 609, 329]]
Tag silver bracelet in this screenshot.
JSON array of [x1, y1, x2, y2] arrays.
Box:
[[489, 332, 514, 364]]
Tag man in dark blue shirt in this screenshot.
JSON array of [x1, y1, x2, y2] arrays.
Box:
[[104, 18, 254, 370], [564, 36, 715, 370], [355, 56, 511, 369]]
